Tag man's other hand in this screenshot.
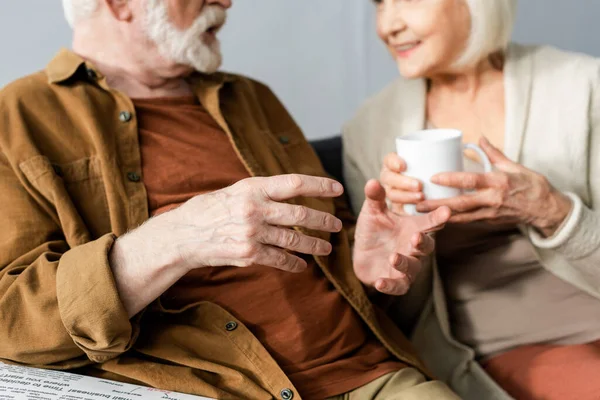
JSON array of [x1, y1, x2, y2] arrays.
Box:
[[353, 180, 451, 296]]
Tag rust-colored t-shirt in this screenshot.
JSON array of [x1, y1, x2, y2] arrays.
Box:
[[133, 96, 404, 399]]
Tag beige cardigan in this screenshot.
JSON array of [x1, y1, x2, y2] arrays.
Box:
[[343, 43, 600, 400]]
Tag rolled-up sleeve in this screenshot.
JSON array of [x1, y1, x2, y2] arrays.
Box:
[[0, 152, 138, 368], [57, 234, 139, 363]]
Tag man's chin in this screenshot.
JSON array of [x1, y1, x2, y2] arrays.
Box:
[[190, 53, 222, 74], [159, 43, 222, 75]]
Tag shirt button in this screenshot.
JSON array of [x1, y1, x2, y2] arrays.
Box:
[[225, 321, 238, 331], [119, 111, 133, 122], [280, 389, 294, 400], [127, 172, 141, 182], [86, 68, 97, 80], [278, 136, 290, 145]]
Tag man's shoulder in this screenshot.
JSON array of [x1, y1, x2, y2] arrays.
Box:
[[215, 72, 280, 102], [218, 72, 297, 127], [0, 70, 56, 108], [218, 71, 265, 87]]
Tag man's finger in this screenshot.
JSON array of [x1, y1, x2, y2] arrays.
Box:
[[265, 203, 342, 232], [375, 277, 410, 296], [384, 153, 407, 173], [409, 206, 452, 233], [362, 179, 387, 214], [259, 226, 333, 256], [391, 253, 422, 282], [390, 202, 407, 215], [410, 232, 435, 257], [252, 245, 308, 273], [259, 174, 344, 201]]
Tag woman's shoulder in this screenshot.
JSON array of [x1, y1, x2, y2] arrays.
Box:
[[511, 43, 600, 84], [344, 77, 426, 137]]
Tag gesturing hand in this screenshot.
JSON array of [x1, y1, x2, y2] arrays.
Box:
[[353, 180, 451, 296], [168, 174, 344, 273], [415, 138, 573, 237]]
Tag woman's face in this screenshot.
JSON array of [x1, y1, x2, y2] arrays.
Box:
[[375, 0, 472, 78]]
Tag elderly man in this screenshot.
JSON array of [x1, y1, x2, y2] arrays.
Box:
[[0, 1, 457, 399]]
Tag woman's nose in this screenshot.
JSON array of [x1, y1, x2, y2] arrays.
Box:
[[379, 4, 407, 37]]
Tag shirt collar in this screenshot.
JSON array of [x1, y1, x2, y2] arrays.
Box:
[[46, 48, 90, 84], [46, 48, 238, 87]]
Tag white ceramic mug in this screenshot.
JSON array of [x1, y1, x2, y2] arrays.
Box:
[[395, 129, 493, 215]]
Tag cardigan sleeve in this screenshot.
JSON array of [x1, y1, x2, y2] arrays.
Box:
[[527, 69, 600, 298]]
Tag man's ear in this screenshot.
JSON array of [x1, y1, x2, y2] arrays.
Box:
[[104, 0, 133, 22]]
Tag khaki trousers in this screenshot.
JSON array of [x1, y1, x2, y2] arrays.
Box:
[[326, 368, 461, 400]]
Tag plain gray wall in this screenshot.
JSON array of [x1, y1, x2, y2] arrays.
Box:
[[1, 1, 599, 139]]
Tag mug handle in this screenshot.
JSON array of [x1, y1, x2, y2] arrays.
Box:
[[463, 143, 493, 173]]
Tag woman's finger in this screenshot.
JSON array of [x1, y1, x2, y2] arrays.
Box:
[[380, 168, 422, 192], [416, 192, 488, 213], [383, 153, 407, 173], [448, 208, 498, 224], [480, 137, 514, 168], [387, 188, 424, 205], [430, 172, 487, 190]]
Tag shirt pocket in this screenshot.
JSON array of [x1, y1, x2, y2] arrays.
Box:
[[19, 156, 112, 242]]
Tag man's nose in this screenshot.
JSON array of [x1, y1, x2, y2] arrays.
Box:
[[207, 0, 232, 9]]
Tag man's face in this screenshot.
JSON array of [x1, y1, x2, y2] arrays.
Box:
[[139, 0, 231, 74]]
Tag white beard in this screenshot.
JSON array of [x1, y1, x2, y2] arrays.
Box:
[[143, 0, 226, 74]]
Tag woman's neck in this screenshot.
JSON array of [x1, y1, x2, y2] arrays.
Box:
[[428, 57, 503, 98]]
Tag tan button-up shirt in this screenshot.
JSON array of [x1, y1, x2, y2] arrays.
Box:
[[0, 49, 427, 400]]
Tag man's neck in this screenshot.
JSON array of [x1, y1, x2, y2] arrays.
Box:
[[72, 23, 195, 99], [90, 60, 195, 99]]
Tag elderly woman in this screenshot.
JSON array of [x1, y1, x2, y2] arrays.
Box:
[[343, 0, 600, 399]]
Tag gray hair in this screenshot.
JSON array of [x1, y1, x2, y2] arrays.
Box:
[[62, 0, 99, 28], [453, 0, 517, 68]]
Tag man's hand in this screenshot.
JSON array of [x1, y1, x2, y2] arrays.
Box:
[[110, 174, 344, 316], [353, 180, 451, 296], [169, 174, 344, 272]]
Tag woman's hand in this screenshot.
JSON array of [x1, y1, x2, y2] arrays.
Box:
[[380, 153, 425, 214], [415, 138, 573, 237]]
